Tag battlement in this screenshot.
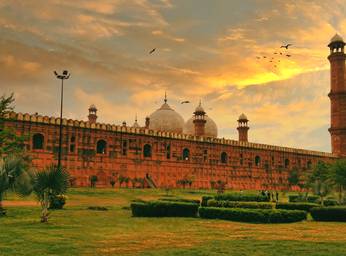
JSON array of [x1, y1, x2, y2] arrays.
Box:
[[2, 111, 336, 158]]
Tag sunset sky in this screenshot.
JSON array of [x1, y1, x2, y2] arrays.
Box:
[[1, 0, 346, 152]]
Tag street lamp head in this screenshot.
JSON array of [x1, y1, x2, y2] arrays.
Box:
[[63, 70, 68, 76], [54, 70, 71, 80]]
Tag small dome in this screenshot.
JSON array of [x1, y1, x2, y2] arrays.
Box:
[[194, 101, 205, 114], [132, 121, 140, 128], [330, 34, 344, 43], [238, 113, 248, 121], [148, 101, 184, 133], [89, 104, 97, 111], [184, 115, 218, 138]]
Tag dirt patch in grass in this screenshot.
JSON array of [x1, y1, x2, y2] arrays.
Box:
[[3, 201, 38, 207]]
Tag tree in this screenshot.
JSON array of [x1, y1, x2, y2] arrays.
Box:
[[288, 167, 300, 188], [110, 178, 116, 188], [329, 159, 346, 203], [308, 161, 332, 205], [118, 175, 126, 188], [0, 94, 26, 157], [0, 155, 33, 215], [32, 165, 69, 223], [89, 175, 98, 188]]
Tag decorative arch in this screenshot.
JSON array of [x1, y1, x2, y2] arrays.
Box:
[[143, 144, 152, 158], [221, 152, 228, 164], [182, 148, 190, 160], [255, 155, 261, 167], [32, 133, 44, 150], [96, 140, 107, 154], [285, 158, 290, 168]]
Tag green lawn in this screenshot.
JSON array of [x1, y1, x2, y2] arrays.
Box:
[[1, 188, 346, 256]]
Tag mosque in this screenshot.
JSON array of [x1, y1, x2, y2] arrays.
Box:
[[2, 35, 346, 190]]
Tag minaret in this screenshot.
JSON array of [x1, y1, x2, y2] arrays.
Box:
[[328, 34, 346, 156], [237, 113, 249, 142], [193, 101, 206, 136], [88, 104, 97, 124]]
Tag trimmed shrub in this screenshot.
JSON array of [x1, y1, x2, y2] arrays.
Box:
[[207, 199, 273, 209], [310, 207, 346, 222], [201, 196, 214, 206], [324, 199, 339, 206], [198, 207, 307, 223], [307, 196, 320, 204], [214, 193, 270, 202], [289, 194, 320, 204], [276, 202, 319, 212], [49, 194, 67, 210], [159, 198, 200, 204], [131, 201, 199, 217]]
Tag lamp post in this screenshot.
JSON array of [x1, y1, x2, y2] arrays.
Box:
[[54, 70, 70, 169]]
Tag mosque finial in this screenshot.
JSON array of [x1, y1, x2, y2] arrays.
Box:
[[135, 113, 137, 122], [164, 91, 167, 103]]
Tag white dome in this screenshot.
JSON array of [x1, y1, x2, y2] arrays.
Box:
[[238, 113, 248, 121], [148, 102, 184, 133], [184, 115, 218, 137], [331, 34, 344, 43]]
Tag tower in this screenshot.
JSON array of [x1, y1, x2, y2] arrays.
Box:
[[328, 34, 346, 156], [88, 104, 97, 124], [193, 101, 206, 136], [237, 113, 249, 142]]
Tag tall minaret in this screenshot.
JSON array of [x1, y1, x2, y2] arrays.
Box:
[[328, 34, 346, 156], [193, 101, 206, 136], [237, 113, 249, 142], [88, 104, 97, 124]]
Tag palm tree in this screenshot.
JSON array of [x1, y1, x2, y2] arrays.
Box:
[[32, 165, 69, 223], [0, 155, 33, 215]]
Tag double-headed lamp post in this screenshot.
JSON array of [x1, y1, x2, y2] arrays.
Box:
[[54, 70, 70, 169]]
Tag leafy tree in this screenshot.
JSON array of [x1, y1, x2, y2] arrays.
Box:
[[118, 175, 126, 188], [288, 167, 300, 188], [110, 178, 116, 188], [89, 175, 98, 188], [308, 161, 332, 205], [329, 159, 346, 203], [124, 177, 130, 188], [215, 180, 227, 194], [0, 94, 26, 157], [0, 155, 33, 215], [32, 165, 69, 223]]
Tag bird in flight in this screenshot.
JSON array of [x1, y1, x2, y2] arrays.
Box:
[[149, 48, 156, 54], [263, 56, 267, 58], [256, 56, 261, 59], [286, 54, 291, 57], [280, 44, 292, 49], [181, 101, 190, 104]]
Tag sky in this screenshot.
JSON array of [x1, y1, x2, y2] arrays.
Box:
[[1, 0, 346, 152]]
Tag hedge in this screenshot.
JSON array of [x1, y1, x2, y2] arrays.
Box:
[[214, 193, 270, 202], [276, 202, 319, 212], [159, 198, 200, 204], [198, 207, 307, 223], [324, 199, 339, 206], [288, 194, 320, 203], [310, 207, 346, 222], [201, 196, 214, 206], [131, 201, 199, 217], [207, 199, 273, 209]]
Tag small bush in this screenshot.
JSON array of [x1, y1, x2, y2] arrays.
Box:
[[87, 206, 108, 211], [276, 202, 319, 212], [159, 198, 200, 204], [324, 199, 339, 206], [131, 201, 199, 217], [0, 207, 6, 216], [201, 196, 214, 206], [310, 207, 346, 222], [207, 199, 273, 209], [198, 207, 307, 223], [49, 194, 67, 210], [214, 193, 270, 202], [289, 194, 320, 204], [307, 196, 320, 204]]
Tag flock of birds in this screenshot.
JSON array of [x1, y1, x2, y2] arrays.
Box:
[[256, 43, 293, 69]]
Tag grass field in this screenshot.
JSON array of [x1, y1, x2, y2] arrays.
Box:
[[1, 188, 346, 256]]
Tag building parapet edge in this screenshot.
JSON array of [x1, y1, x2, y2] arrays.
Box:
[[2, 111, 336, 158]]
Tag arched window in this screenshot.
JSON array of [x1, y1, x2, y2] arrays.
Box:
[[285, 159, 290, 168], [166, 144, 171, 159], [96, 140, 107, 154], [255, 155, 261, 167], [182, 148, 190, 160], [307, 160, 312, 169], [221, 152, 228, 164], [143, 144, 152, 158], [32, 133, 44, 150]]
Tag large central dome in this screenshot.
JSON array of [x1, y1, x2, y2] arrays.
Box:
[[148, 98, 184, 133]]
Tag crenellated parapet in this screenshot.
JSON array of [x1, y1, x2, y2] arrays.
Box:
[[2, 111, 336, 158]]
